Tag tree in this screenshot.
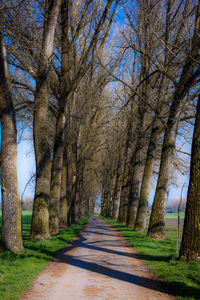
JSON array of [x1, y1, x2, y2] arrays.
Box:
[[148, 1, 200, 240], [49, 0, 119, 234], [0, 34, 23, 252], [134, 118, 162, 231], [180, 94, 200, 262], [30, 0, 61, 240]]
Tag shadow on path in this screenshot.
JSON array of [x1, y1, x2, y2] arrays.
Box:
[[57, 253, 173, 295], [26, 216, 200, 299]]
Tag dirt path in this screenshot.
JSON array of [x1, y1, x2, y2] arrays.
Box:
[[21, 215, 175, 300]]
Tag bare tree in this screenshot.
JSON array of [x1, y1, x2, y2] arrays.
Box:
[[148, 1, 200, 240], [30, 0, 61, 240], [0, 34, 23, 252], [180, 94, 200, 262], [49, 0, 119, 234]]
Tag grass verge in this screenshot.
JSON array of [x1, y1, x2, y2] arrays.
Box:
[[100, 216, 200, 300], [165, 212, 185, 219], [0, 211, 89, 300]]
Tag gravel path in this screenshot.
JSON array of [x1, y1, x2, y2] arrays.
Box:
[[21, 215, 175, 300]]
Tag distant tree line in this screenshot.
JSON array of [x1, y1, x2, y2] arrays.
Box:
[[167, 196, 187, 213]]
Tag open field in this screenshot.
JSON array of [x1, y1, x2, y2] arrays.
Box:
[[100, 216, 200, 300], [0, 210, 89, 300], [165, 213, 185, 219]]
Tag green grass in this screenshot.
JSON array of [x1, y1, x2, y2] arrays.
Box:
[[165, 212, 185, 219], [0, 211, 89, 300], [100, 216, 200, 300]]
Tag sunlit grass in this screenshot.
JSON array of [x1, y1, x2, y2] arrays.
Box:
[[165, 212, 185, 219], [100, 216, 200, 300], [0, 211, 89, 300]]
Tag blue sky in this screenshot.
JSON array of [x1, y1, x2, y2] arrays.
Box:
[[17, 138, 35, 199]]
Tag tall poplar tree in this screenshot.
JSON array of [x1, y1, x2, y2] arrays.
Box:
[[148, 1, 200, 240], [30, 0, 61, 240], [0, 34, 23, 252], [180, 94, 200, 262]]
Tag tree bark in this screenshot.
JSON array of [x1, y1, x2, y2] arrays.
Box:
[[179, 94, 200, 262], [111, 152, 122, 220], [49, 111, 66, 234], [101, 189, 111, 217], [59, 152, 68, 229], [135, 118, 161, 232], [147, 121, 177, 239], [0, 36, 23, 252], [101, 190, 106, 217], [126, 148, 145, 228], [118, 104, 135, 224], [119, 164, 130, 224], [126, 110, 151, 228], [30, 0, 61, 240], [112, 180, 121, 221], [67, 150, 77, 224]]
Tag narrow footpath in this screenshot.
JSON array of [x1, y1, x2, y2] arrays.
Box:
[[21, 215, 174, 300]]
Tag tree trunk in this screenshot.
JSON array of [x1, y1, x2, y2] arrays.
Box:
[[78, 166, 84, 218], [118, 145, 133, 224], [179, 94, 200, 262], [117, 200, 123, 223], [74, 140, 81, 222], [30, 77, 52, 240], [112, 179, 121, 221], [49, 0, 71, 234], [74, 182, 81, 221], [75, 166, 84, 221], [59, 152, 68, 229], [1, 113, 23, 252], [126, 152, 144, 228], [0, 36, 23, 252], [126, 112, 151, 228], [106, 193, 112, 217], [120, 176, 129, 224], [147, 121, 177, 239], [101, 189, 111, 217], [135, 118, 161, 232], [101, 191, 106, 217], [112, 154, 122, 221], [30, 0, 61, 240], [118, 101, 135, 224], [49, 111, 65, 234], [68, 152, 77, 224]]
